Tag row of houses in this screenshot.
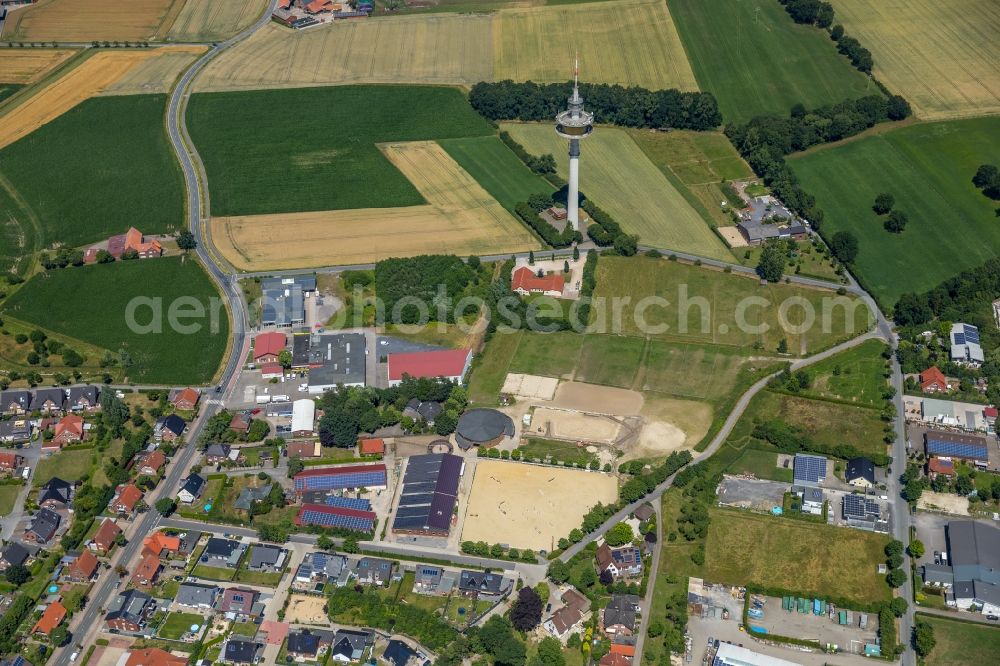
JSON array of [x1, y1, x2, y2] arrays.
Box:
[[0, 385, 99, 415]]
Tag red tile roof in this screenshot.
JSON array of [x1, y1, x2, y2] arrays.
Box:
[[113, 484, 143, 512], [143, 532, 181, 557], [0, 452, 19, 469], [254, 332, 287, 360], [139, 450, 166, 473], [125, 648, 188, 666], [512, 266, 565, 295], [359, 438, 385, 455], [928, 457, 956, 477], [172, 387, 200, 408], [387, 349, 471, 382], [91, 519, 122, 551], [32, 601, 66, 635], [68, 550, 99, 580], [599, 653, 632, 666], [54, 413, 84, 439], [260, 362, 283, 377], [920, 366, 947, 391], [287, 441, 319, 458], [610, 642, 636, 657], [985, 407, 998, 418], [132, 552, 161, 585]]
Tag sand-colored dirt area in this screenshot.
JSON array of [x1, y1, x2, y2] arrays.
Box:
[[635, 395, 712, 455], [2, 0, 182, 42], [529, 407, 620, 443], [100, 46, 206, 95], [0, 48, 203, 150], [212, 140, 541, 269], [917, 491, 970, 516], [462, 460, 619, 551], [717, 225, 748, 248], [0, 49, 77, 84], [551, 381, 645, 416], [284, 594, 328, 624], [502, 373, 559, 400]]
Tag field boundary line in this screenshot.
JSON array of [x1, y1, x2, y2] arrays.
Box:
[[0, 47, 91, 118]]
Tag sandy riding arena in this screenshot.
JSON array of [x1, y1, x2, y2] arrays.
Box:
[[551, 382, 644, 416], [284, 594, 328, 624], [529, 407, 620, 444], [502, 373, 559, 401], [462, 460, 618, 552], [212, 140, 540, 269]]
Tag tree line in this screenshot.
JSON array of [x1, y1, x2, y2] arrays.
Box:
[[469, 81, 722, 131], [776, 0, 873, 75]]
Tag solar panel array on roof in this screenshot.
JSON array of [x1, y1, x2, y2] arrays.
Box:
[[324, 495, 371, 511], [392, 453, 463, 535], [793, 454, 827, 484], [925, 439, 988, 460], [843, 494, 880, 519], [294, 466, 386, 492], [954, 332, 966, 345], [296, 505, 375, 532], [964, 324, 980, 344]]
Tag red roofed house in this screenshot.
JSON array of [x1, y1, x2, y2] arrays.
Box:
[[0, 451, 23, 473], [512, 266, 565, 298], [51, 413, 85, 447], [927, 456, 956, 479], [230, 412, 252, 435], [32, 600, 67, 636], [110, 484, 144, 515], [132, 552, 162, 588], [107, 227, 161, 259], [359, 438, 385, 456], [88, 518, 122, 554], [609, 642, 636, 658], [305, 0, 334, 14], [136, 450, 166, 476], [599, 653, 632, 666], [253, 332, 287, 364], [124, 648, 188, 666], [286, 440, 320, 458], [143, 532, 181, 558], [171, 387, 200, 411], [65, 550, 99, 583], [985, 407, 998, 429], [919, 367, 949, 393], [261, 363, 283, 380], [387, 349, 472, 387]]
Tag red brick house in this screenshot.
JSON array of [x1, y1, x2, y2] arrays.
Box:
[[142, 532, 180, 558], [927, 456, 957, 479], [32, 601, 66, 637], [171, 387, 200, 411], [51, 413, 85, 446], [511, 266, 565, 298], [132, 552, 162, 588], [110, 484, 143, 515], [920, 367, 949, 393], [253, 332, 287, 364], [135, 450, 165, 477], [230, 412, 252, 435], [219, 587, 260, 618], [0, 451, 23, 473], [358, 438, 385, 456], [65, 550, 99, 583], [88, 519, 122, 554]]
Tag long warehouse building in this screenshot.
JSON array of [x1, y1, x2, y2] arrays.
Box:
[[294, 464, 387, 495], [392, 453, 463, 537]]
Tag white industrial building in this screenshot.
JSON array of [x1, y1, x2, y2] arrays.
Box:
[[291, 399, 315, 437]]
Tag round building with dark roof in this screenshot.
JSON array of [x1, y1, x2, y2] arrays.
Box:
[[455, 408, 515, 450]]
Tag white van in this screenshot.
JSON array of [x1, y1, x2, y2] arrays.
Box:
[[21, 466, 29, 480]]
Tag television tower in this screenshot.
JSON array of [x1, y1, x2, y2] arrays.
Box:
[[555, 55, 594, 231]]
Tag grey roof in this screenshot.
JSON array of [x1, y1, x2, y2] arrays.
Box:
[[793, 454, 827, 485], [1, 542, 29, 567], [383, 639, 416, 666], [356, 557, 395, 583], [393, 453, 463, 533], [32, 388, 65, 410], [175, 582, 220, 607], [307, 333, 366, 388], [39, 477, 72, 505], [843, 494, 880, 519], [331, 629, 371, 660], [845, 457, 875, 484], [224, 639, 259, 664], [459, 570, 507, 594], [180, 473, 205, 498], [922, 564, 954, 585], [106, 589, 152, 624], [0, 390, 30, 411], [973, 580, 1000, 606], [287, 630, 321, 656], [261, 275, 316, 293], [67, 385, 98, 407], [404, 399, 443, 422], [205, 443, 231, 458], [455, 409, 514, 448], [292, 333, 311, 367], [29, 509, 62, 543], [604, 594, 637, 630], [248, 544, 283, 569], [234, 484, 272, 511], [156, 414, 186, 436], [261, 282, 304, 327], [0, 420, 31, 441], [947, 521, 1000, 571], [205, 537, 240, 558]]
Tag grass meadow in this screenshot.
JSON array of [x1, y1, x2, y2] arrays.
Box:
[[791, 117, 1000, 306], [0, 182, 34, 278], [705, 509, 892, 605], [0, 484, 20, 516], [728, 447, 793, 483], [33, 448, 95, 486], [188, 86, 494, 216], [828, 0, 1000, 120], [1, 257, 228, 385], [920, 614, 1000, 666], [667, 0, 876, 123], [0, 94, 184, 248], [796, 338, 889, 407], [592, 256, 873, 353], [502, 123, 732, 260], [438, 136, 553, 211]]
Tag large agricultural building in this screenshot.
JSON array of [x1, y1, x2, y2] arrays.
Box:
[[260, 275, 315, 327], [293, 464, 387, 495], [392, 453, 464, 537], [924, 431, 989, 467], [387, 349, 472, 387], [925, 521, 1000, 615], [455, 409, 515, 450]]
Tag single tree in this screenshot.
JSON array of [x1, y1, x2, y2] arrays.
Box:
[[287, 456, 304, 478], [536, 637, 565, 666], [5, 564, 29, 585], [528, 250, 535, 266], [886, 568, 907, 588], [154, 498, 176, 517], [829, 230, 859, 264], [176, 230, 197, 251], [605, 522, 634, 547], [872, 192, 894, 215], [277, 349, 293, 368], [756, 242, 785, 282], [913, 619, 936, 657], [908, 539, 925, 558], [563, 260, 570, 273], [510, 586, 543, 631], [342, 536, 360, 554], [884, 209, 908, 233], [316, 534, 335, 552], [599, 569, 614, 586], [547, 559, 570, 583], [572, 245, 580, 261], [777, 338, 789, 354]]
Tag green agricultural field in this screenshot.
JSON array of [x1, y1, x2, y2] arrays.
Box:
[[920, 614, 1000, 666], [640, 341, 755, 402], [0, 181, 34, 278], [438, 136, 553, 212], [728, 447, 793, 483], [592, 256, 873, 354], [468, 329, 522, 404], [797, 338, 889, 407], [0, 94, 184, 247], [705, 508, 892, 605], [1, 257, 229, 385], [188, 86, 494, 217], [158, 612, 205, 640], [575, 335, 646, 389], [667, 0, 876, 123], [0, 83, 22, 103], [508, 331, 584, 379], [33, 448, 94, 486], [501, 123, 732, 260], [791, 117, 1000, 306]]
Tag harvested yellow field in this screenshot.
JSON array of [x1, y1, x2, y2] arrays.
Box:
[[2, 0, 182, 42], [494, 0, 698, 90], [830, 0, 1000, 120], [212, 141, 541, 269], [166, 0, 269, 41], [195, 15, 493, 92], [0, 49, 77, 84], [0, 49, 194, 149], [100, 46, 206, 96]]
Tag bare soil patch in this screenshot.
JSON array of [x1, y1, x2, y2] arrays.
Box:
[[551, 381, 644, 416], [284, 594, 328, 624], [917, 491, 970, 516], [502, 373, 559, 400], [529, 407, 620, 443]]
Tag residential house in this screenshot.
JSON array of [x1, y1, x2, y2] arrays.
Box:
[[218, 587, 260, 619], [223, 637, 261, 664], [295, 552, 347, 586], [203, 538, 244, 567], [135, 450, 166, 477], [921, 563, 955, 589], [248, 544, 286, 571], [412, 566, 444, 594], [88, 519, 122, 554], [845, 457, 876, 488], [132, 552, 162, 588], [142, 532, 180, 558], [596, 544, 643, 579], [401, 399, 442, 425], [171, 387, 200, 411], [175, 582, 221, 610], [24, 508, 61, 544], [0, 419, 31, 444], [49, 413, 85, 448], [178, 473, 205, 504], [928, 456, 957, 480], [511, 266, 565, 297], [107, 227, 161, 259], [355, 557, 397, 587], [39, 477, 72, 508], [0, 542, 29, 571], [608, 639, 636, 661], [234, 484, 272, 516], [110, 484, 144, 516], [252, 331, 287, 364], [31, 601, 66, 637], [0, 451, 23, 474], [105, 589, 154, 632], [122, 648, 187, 666], [204, 443, 232, 465], [602, 594, 639, 636], [633, 504, 654, 522], [544, 605, 584, 638], [358, 438, 386, 457], [458, 570, 510, 599], [32, 388, 65, 413], [287, 440, 320, 458], [920, 367, 949, 393], [229, 412, 252, 436], [154, 414, 186, 443], [64, 551, 99, 583], [951, 323, 985, 365], [842, 494, 887, 532], [287, 629, 323, 660], [793, 453, 827, 486], [330, 629, 371, 663], [382, 640, 417, 666], [0, 390, 30, 414], [66, 385, 99, 412], [598, 653, 632, 666]]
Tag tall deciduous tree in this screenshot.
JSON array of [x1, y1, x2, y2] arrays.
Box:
[[510, 587, 543, 632]]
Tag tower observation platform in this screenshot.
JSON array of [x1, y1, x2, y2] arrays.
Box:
[[555, 59, 594, 231]]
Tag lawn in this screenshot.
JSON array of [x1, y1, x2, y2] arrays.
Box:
[[791, 117, 1000, 306], [667, 0, 877, 123], [640, 340, 754, 403], [728, 447, 792, 483], [518, 437, 596, 466], [188, 85, 494, 217], [191, 564, 236, 581], [0, 94, 184, 247], [920, 614, 1000, 666], [796, 338, 889, 407], [592, 256, 873, 354], [704, 508, 891, 605], [1, 257, 229, 385], [234, 547, 284, 586], [468, 329, 522, 404], [575, 335, 646, 389], [438, 136, 553, 212], [0, 484, 21, 517], [33, 448, 94, 486], [508, 331, 584, 379], [158, 612, 205, 640], [500, 123, 733, 260]]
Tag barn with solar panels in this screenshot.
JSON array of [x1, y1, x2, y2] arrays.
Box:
[[951, 323, 985, 365], [842, 494, 887, 532], [293, 464, 387, 495], [924, 431, 989, 466], [793, 453, 827, 487], [294, 503, 376, 532], [392, 453, 464, 537]]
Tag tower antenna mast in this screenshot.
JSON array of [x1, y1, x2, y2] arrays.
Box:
[[555, 51, 594, 232]]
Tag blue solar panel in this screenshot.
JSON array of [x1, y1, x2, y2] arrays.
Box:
[[794, 454, 826, 483], [299, 508, 374, 531], [953, 332, 966, 345], [964, 325, 980, 343], [295, 470, 386, 491], [926, 440, 988, 460], [324, 496, 371, 511]]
